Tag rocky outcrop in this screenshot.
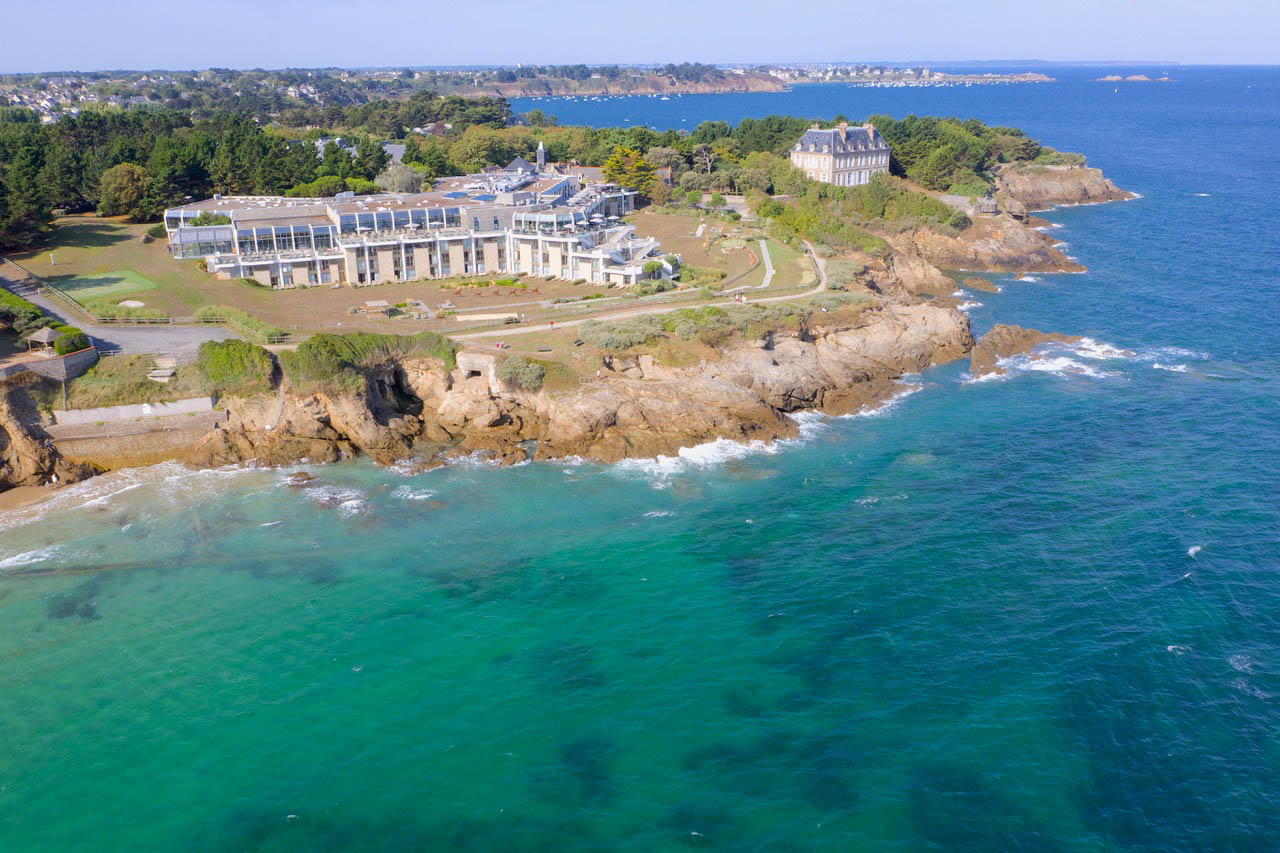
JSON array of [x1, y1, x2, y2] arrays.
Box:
[[962, 277, 998, 293], [887, 215, 1084, 274], [0, 383, 95, 491], [995, 164, 1135, 211], [969, 325, 1082, 378], [176, 303, 975, 470]]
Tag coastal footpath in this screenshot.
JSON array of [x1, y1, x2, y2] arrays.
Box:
[[0, 165, 1134, 495]]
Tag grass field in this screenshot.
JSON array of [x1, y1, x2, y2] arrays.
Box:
[[47, 269, 159, 303], [9, 212, 798, 337]]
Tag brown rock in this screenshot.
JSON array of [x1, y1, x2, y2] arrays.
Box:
[[969, 324, 1082, 377], [996, 164, 1135, 211], [962, 277, 998, 293]]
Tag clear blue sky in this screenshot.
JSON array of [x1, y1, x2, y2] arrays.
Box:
[[4, 0, 1277, 73]]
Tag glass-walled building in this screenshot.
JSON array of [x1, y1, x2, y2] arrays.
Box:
[[161, 167, 665, 289]]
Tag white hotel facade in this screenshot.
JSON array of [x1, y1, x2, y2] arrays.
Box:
[[162, 154, 668, 289]]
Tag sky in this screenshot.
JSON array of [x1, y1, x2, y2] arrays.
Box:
[[2, 0, 1278, 73]]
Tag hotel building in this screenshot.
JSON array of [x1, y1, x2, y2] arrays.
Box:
[[789, 123, 891, 186], [162, 152, 668, 289]]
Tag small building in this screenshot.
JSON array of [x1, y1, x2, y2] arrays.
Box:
[[25, 326, 61, 355], [790, 122, 891, 187]]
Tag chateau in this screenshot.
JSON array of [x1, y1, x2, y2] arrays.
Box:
[[790, 123, 891, 186], [162, 146, 669, 289]]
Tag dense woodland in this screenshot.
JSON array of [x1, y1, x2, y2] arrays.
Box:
[[0, 90, 1069, 253]]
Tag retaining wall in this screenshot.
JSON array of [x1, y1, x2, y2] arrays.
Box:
[[52, 394, 214, 426]]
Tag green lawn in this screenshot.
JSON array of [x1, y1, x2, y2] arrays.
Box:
[[47, 269, 159, 302]]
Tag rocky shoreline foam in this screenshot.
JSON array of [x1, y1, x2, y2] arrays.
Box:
[[1, 165, 1134, 502]]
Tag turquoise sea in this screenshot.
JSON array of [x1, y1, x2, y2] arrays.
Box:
[[3, 67, 1279, 850]]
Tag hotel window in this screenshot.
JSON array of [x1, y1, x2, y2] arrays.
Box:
[[492, 216, 500, 230], [293, 227, 312, 251], [320, 264, 331, 284], [357, 213, 375, 232], [410, 209, 427, 228], [255, 228, 274, 252], [339, 214, 357, 234], [274, 227, 293, 251], [313, 228, 332, 251], [393, 211, 409, 229], [444, 208, 461, 228], [375, 211, 393, 231], [237, 230, 255, 254]]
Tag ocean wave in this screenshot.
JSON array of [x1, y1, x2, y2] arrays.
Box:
[[642, 510, 677, 518], [391, 485, 436, 501], [996, 354, 1113, 380], [957, 300, 982, 313], [609, 409, 848, 484], [0, 461, 262, 534], [1228, 654, 1254, 674], [1072, 337, 1134, 360], [1230, 678, 1270, 700], [1137, 345, 1211, 363], [612, 437, 783, 483], [1016, 275, 1043, 283], [0, 545, 67, 569], [1153, 363, 1189, 373]]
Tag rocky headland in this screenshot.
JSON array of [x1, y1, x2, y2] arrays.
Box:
[[995, 163, 1136, 213], [0, 163, 1134, 497]]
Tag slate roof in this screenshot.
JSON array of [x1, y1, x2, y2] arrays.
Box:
[[793, 124, 889, 153]]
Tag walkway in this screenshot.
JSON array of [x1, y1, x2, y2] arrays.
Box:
[[455, 241, 828, 341], [0, 266, 233, 360], [758, 239, 775, 288]]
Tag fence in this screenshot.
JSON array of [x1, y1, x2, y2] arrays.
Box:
[[1, 257, 288, 344]]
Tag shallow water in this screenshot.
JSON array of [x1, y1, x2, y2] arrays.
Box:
[[2, 67, 1279, 850]]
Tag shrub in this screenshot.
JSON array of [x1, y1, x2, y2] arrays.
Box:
[[825, 259, 865, 290], [146, 223, 168, 239], [53, 327, 91, 355], [497, 355, 546, 391], [579, 315, 667, 350], [195, 339, 275, 396], [812, 291, 872, 311], [194, 305, 286, 341], [280, 331, 457, 393], [947, 210, 972, 230], [709, 193, 726, 208], [85, 299, 169, 321], [0, 289, 49, 334]]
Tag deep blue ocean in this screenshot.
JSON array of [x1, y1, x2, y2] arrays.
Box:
[[2, 67, 1278, 850]]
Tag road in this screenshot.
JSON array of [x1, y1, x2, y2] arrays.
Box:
[[455, 241, 828, 342], [1, 267, 233, 360]]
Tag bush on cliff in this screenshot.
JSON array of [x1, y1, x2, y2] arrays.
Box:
[[0, 289, 50, 335], [497, 355, 546, 392], [53, 327, 91, 355], [280, 331, 457, 393], [195, 339, 275, 396]]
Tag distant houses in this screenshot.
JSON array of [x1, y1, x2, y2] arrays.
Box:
[[789, 122, 891, 186]]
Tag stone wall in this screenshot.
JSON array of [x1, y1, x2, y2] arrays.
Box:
[[0, 347, 98, 384], [52, 394, 214, 426]]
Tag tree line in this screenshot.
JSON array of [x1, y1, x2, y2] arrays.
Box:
[[0, 96, 1069, 253]]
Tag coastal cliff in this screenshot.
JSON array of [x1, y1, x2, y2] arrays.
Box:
[[887, 215, 1085, 274], [995, 164, 1135, 212], [183, 303, 972, 470], [0, 381, 95, 491]]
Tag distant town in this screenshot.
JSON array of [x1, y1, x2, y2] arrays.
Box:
[[0, 63, 1053, 124]]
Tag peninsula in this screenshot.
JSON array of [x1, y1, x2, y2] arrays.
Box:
[[0, 106, 1133, 501]]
